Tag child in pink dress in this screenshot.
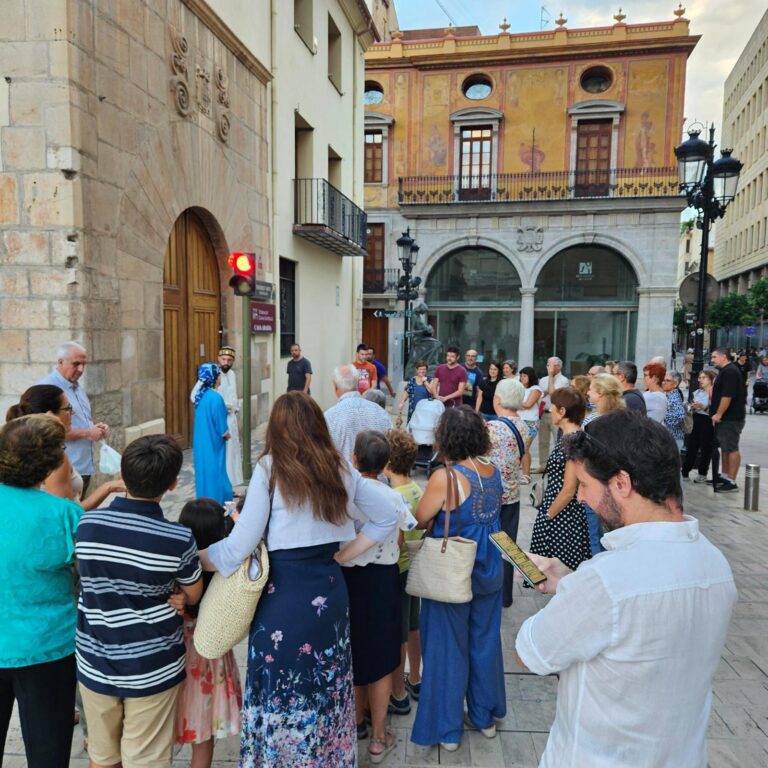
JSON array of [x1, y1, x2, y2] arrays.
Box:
[[176, 498, 243, 767]]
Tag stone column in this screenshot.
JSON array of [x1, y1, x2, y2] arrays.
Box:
[[518, 287, 537, 366], [635, 287, 676, 365]]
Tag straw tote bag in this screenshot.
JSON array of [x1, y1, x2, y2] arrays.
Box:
[[406, 466, 477, 604], [193, 542, 270, 659]]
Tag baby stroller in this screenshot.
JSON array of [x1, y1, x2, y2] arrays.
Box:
[[408, 398, 445, 470], [753, 379, 768, 413]]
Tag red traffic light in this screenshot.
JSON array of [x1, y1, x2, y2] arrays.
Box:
[[228, 252, 255, 276], [228, 252, 256, 296]]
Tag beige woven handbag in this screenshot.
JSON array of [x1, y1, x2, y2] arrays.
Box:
[[193, 543, 270, 660], [406, 467, 477, 604]]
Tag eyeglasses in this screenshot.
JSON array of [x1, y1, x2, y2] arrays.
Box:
[[59, 405, 74, 412], [568, 427, 630, 476]]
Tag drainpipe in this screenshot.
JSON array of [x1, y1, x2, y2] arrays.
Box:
[[351, 25, 361, 345], [270, 0, 279, 415]]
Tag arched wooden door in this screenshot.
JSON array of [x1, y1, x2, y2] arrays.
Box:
[[163, 210, 221, 448]]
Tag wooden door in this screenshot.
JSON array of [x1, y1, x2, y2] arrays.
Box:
[[163, 210, 221, 448], [459, 126, 492, 201], [575, 119, 612, 197], [362, 308, 390, 372]]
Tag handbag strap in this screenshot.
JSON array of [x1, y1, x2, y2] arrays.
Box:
[[440, 466, 461, 553], [496, 416, 526, 458]]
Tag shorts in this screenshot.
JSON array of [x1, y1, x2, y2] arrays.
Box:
[[523, 420, 539, 440], [713, 419, 745, 453], [399, 570, 421, 644], [79, 682, 180, 768]]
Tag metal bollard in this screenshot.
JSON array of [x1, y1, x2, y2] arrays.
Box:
[[744, 464, 760, 512]]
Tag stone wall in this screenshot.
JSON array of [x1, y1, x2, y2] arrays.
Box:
[[0, 0, 270, 444]]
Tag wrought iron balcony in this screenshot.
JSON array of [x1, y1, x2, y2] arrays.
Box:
[[294, 178, 368, 256], [363, 267, 399, 295], [398, 167, 679, 205]]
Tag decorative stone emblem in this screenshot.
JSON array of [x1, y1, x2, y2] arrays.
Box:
[[516, 226, 544, 252], [169, 26, 230, 143], [215, 68, 231, 143], [196, 65, 211, 116], [169, 28, 191, 117]]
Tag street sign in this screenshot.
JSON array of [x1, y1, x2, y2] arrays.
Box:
[[746, 326, 757, 337], [373, 309, 411, 318], [250, 302, 275, 334]]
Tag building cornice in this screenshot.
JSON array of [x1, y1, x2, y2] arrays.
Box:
[[366, 20, 699, 70], [181, 0, 272, 83], [338, 0, 381, 48]]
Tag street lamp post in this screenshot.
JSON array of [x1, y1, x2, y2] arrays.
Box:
[[396, 228, 422, 371], [674, 125, 742, 400]]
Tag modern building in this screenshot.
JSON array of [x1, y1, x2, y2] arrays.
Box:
[[362, 9, 698, 378], [714, 8, 768, 297], [0, 0, 383, 447]]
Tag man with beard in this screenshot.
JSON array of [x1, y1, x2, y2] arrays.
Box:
[[515, 411, 736, 768], [190, 346, 243, 486]]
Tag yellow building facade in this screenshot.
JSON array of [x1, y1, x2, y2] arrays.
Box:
[[362, 12, 698, 376]]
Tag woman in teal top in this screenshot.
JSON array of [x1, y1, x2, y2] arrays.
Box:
[[0, 414, 83, 768]]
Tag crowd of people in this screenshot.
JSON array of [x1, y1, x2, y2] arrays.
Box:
[[0, 337, 751, 767]]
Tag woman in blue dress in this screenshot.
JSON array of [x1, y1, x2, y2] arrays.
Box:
[[192, 362, 233, 504], [397, 360, 434, 423], [411, 406, 506, 751]]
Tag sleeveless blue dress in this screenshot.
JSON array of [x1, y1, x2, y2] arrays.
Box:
[[411, 464, 507, 746]]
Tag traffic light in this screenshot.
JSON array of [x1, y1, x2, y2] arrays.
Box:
[[228, 252, 256, 296]]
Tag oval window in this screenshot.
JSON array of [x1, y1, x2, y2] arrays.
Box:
[[580, 66, 613, 94], [364, 81, 384, 105], [462, 75, 493, 101]]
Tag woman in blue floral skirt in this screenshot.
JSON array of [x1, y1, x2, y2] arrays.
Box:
[[203, 392, 400, 767]]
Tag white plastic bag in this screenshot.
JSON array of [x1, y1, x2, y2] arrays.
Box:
[[99, 441, 122, 475]]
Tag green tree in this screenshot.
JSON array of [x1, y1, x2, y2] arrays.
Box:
[[707, 293, 756, 330], [748, 277, 768, 317]]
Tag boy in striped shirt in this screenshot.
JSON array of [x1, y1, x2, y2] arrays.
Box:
[[76, 435, 203, 768]]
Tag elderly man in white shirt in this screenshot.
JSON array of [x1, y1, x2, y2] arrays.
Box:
[[324, 364, 392, 462], [536, 356, 570, 471], [516, 411, 736, 768]]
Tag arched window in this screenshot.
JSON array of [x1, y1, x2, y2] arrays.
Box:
[[533, 245, 638, 375], [426, 247, 521, 305], [425, 247, 521, 365]]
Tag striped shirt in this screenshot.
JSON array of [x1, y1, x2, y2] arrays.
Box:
[[75, 497, 201, 697]]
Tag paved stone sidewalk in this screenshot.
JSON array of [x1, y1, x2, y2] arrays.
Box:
[[3, 420, 766, 767]]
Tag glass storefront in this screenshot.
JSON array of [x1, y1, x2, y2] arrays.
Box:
[[426, 247, 521, 364], [534, 245, 638, 376]]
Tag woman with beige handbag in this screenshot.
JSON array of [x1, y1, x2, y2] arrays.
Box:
[[409, 406, 507, 753], [196, 392, 400, 768]]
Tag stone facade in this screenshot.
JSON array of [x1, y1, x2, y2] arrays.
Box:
[[0, 0, 270, 444]]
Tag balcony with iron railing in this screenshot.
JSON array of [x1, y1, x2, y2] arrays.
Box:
[[363, 267, 399, 295], [294, 178, 368, 256], [397, 167, 679, 205]]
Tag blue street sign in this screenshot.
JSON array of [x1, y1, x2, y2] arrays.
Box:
[[746, 326, 756, 337]]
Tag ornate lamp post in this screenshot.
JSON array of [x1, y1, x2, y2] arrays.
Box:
[[396, 228, 422, 369], [674, 126, 742, 399]]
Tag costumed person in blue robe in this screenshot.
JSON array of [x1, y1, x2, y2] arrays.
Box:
[[192, 362, 233, 504]]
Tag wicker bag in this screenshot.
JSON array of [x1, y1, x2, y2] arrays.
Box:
[[406, 467, 477, 604], [193, 543, 270, 660]]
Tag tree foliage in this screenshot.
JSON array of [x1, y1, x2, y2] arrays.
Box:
[[707, 293, 756, 329], [748, 277, 768, 317]]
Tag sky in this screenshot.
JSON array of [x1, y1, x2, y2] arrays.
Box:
[[394, 0, 766, 140]]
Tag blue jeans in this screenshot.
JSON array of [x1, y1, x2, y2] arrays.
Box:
[[584, 504, 605, 555]]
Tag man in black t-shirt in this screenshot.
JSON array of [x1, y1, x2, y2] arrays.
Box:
[[616, 361, 648, 415], [462, 349, 485, 407], [710, 348, 746, 493], [286, 344, 312, 394]]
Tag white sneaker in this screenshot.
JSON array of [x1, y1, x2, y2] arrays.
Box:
[[693, 474, 709, 483], [440, 742, 460, 751]]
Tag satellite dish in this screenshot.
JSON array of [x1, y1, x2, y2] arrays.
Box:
[[679, 273, 719, 310]]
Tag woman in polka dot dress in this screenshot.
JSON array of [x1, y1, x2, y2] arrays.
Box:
[[529, 387, 592, 571]]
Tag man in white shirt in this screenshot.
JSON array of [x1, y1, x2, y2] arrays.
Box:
[[325, 364, 392, 462], [516, 411, 736, 768], [536, 356, 569, 471]]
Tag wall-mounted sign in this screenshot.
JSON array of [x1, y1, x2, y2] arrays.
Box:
[[252, 280, 274, 301], [250, 302, 275, 334], [577, 261, 593, 281]]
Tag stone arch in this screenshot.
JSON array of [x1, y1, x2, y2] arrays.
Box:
[[416, 235, 528, 287], [113, 119, 262, 434], [528, 232, 646, 290]]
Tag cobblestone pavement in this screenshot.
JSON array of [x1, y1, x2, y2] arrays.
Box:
[[3, 417, 766, 767]]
